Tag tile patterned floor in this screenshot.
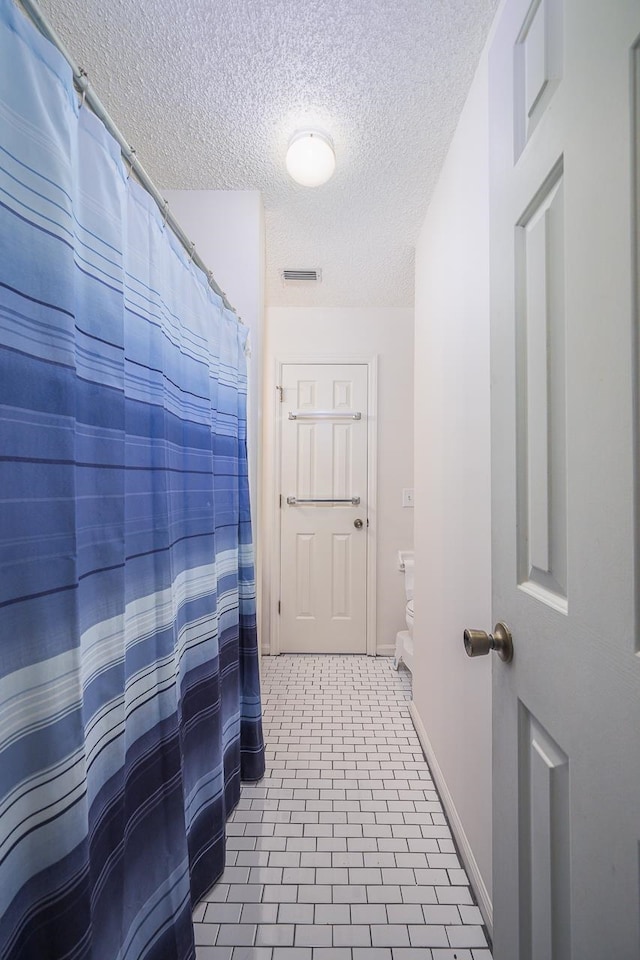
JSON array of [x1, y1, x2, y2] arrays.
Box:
[[193, 655, 492, 960]]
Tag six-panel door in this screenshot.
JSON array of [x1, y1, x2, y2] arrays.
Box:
[[279, 363, 368, 654], [489, 0, 640, 957]]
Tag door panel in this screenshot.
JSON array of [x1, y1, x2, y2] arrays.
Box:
[[295, 533, 315, 618], [516, 163, 567, 607], [331, 533, 351, 618], [517, 706, 571, 960], [279, 363, 368, 653], [514, 0, 563, 157], [490, 1, 640, 957]]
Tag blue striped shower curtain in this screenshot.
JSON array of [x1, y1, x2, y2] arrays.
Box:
[[0, 2, 265, 959]]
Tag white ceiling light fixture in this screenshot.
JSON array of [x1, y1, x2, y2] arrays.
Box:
[[286, 130, 336, 187]]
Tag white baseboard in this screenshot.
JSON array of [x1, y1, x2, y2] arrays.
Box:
[[260, 648, 394, 657], [408, 701, 493, 936], [375, 644, 396, 657]]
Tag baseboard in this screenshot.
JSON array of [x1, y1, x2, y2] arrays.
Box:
[[376, 644, 396, 657], [408, 701, 493, 936], [260, 648, 392, 657]]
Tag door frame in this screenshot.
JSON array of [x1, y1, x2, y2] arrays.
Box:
[[269, 355, 378, 657]]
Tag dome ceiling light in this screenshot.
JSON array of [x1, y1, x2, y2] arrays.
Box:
[[286, 130, 336, 187]]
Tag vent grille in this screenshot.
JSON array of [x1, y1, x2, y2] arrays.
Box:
[[281, 268, 322, 283]]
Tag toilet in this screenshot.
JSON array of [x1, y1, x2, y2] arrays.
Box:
[[393, 551, 414, 673]]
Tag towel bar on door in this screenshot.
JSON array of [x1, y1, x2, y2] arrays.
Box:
[[286, 496, 361, 505], [288, 411, 362, 420]]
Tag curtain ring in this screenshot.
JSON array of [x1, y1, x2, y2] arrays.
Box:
[[77, 68, 88, 109], [126, 149, 137, 179], [161, 200, 169, 230]]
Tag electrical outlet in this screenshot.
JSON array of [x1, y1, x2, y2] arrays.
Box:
[[402, 488, 414, 508]]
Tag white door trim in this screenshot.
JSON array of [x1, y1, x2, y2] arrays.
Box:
[[270, 355, 378, 657]]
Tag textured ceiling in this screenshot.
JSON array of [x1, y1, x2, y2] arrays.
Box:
[[38, 0, 499, 308]]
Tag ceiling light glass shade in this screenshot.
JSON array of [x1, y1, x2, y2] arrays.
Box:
[[286, 130, 336, 187]]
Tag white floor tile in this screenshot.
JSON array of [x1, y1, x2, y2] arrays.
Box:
[[194, 656, 492, 959]]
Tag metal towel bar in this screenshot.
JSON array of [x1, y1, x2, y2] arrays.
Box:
[[288, 411, 361, 420], [286, 496, 361, 506]]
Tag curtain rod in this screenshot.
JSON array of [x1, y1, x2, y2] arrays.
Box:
[[16, 0, 240, 321]]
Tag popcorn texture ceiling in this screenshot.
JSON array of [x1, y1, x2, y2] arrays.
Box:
[[38, 0, 499, 308]]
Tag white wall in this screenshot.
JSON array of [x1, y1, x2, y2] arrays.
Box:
[[411, 51, 493, 922], [263, 306, 414, 655]]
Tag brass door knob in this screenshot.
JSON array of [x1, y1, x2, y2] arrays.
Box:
[[463, 622, 513, 663], [354, 518, 364, 529]]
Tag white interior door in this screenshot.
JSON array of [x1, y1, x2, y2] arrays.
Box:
[[278, 363, 368, 654], [488, 1, 640, 957]]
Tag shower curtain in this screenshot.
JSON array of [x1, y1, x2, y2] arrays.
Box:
[[0, 2, 265, 959]]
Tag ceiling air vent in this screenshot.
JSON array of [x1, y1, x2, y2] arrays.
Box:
[[281, 268, 322, 283]]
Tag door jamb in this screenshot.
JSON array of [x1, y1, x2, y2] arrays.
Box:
[[269, 355, 378, 656]]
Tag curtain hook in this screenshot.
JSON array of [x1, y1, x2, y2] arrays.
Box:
[[126, 149, 136, 180], [188, 242, 196, 263], [207, 270, 213, 286], [161, 199, 169, 230], [77, 68, 88, 109]]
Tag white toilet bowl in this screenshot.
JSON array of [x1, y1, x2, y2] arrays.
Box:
[[405, 598, 414, 633]]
